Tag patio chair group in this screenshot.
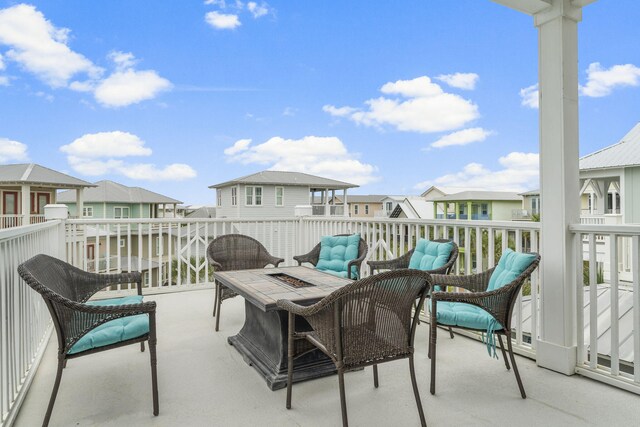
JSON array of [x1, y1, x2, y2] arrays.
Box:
[[18, 231, 539, 427]]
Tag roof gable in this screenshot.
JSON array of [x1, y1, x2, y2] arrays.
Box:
[[0, 163, 94, 188], [580, 122, 640, 170]]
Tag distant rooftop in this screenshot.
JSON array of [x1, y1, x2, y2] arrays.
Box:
[[580, 122, 640, 170], [57, 180, 182, 204], [333, 195, 387, 203], [0, 163, 94, 189], [209, 170, 358, 190], [519, 189, 540, 196], [434, 190, 522, 202]]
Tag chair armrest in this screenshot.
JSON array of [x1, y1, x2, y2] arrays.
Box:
[[293, 244, 321, 267], [77, 271, 143, 302], [206, 253, 223, 270], [367, 251, 412, 273], [269, 256, 285, 267], [430, 268, 494, 293], [75, 300, 157, 315], [347, 252, 367, 279], [276, 299, 317, 317]]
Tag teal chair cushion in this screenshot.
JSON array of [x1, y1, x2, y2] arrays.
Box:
[[435, 301, 503, 357], [69, 295, 149, 355], [316, 234, 361, 278], [487, 249, 537, 291], [408, 239, 453, 271]]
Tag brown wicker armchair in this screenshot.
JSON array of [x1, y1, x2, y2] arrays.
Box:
[[277, 269, 432, 427], [18, 254, 158, 427], [207, 234, 284, 331], [293, 234, 368, 279], [429, 251, 540, 399]]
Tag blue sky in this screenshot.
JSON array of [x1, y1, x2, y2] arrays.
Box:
[[0, 1, 639, 205]]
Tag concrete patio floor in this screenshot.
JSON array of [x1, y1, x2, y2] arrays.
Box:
[[15, 289, 640, 427]]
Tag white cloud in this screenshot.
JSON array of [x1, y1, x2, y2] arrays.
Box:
[[205, 11, 241, 29], [108, 51, 137, 71], [0, 4, 102, 87], [520, 84, 539, 109], [0, 52, 5, 70], [247, 2, 269, 18], [223, 138, 252, 155], [430, 127, 492, 148], [581, 62, 640, 98], [61, 131, 152, 158], [60, 131, 196, 181], [94, 69, 172, 107], [224, 136, 379, 185], [204, 0, 227, 6], [435, 73, 479, 90], [0, 76, 8, 86], [0, 137, 29, 163], [324, 76, 480, 133], [415, 152, 539, 192]]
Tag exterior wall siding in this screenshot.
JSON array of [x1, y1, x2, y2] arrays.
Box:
[[492, 201, 522, 220], [624, 168, 640, 223], [215, 184, 310, 218]]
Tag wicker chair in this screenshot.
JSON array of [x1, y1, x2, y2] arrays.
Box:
[[293, 234, 368, 279], [429, 252, 540, 399], [207, 234, 284, 331], [17, 254, 158, 427], [277, 269, 432, 427], [368, 239, 459, 331]]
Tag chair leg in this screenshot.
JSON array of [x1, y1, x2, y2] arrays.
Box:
[[149, 314, 160, 416], [448, 326, 454, 339], [414, 301, 420, 325], [212, 283, 218, 317], [409, 355, 427, 427], [430, 308, 437, 395], [140, 342, 145, 352], [373, 364, 379, 388], [286, 313, 294, 410], [506, 335, 526, 399], [338, 368, 348, 427], [215, 291, 222, 332], [43, 356, 65, 427], [497, 334, 510, 370]]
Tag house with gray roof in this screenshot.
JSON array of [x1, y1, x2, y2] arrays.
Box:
[[57, 180, 182, 219], [209, 170, 358, 218], [0, 163, 94, 227], [432, 190, 522, 221]]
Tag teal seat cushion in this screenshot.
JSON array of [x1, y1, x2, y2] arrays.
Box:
[[435, 301, 503, 357], [316, 234, 361, 278], [487, 249, 537, 291], [408, 239, 453, 271], [69, 295, 149, 355]]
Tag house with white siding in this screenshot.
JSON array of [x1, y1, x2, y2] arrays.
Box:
[[210, 171, 358, 218]]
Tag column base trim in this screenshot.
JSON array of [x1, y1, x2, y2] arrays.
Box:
[[535, 340, 577, 375]]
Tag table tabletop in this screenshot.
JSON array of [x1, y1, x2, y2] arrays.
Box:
[[213, 266, 353, 311]]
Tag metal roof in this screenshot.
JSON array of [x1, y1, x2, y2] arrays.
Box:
[[519, 189, 540, 196], [433, 190, 522, 202], [57, 180, 182, 204], [0, 163, 94, 188], [343, 195, 387, 203], [580, 122, 640, 170], [209, 170, 358, 190]]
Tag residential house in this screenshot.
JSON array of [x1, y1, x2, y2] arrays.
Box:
[[330, 195, 387, 217], [432, 191, 522, 221], [57, 180, 183, 286], [379, 195, 406, 217], [0, 163, 94, 228], [390, 197, 436, 219], [210, 170, 358, 218], [514, 189, 541, 221]]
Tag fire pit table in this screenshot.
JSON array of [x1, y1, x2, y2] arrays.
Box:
[[213, 266, 352, 390]]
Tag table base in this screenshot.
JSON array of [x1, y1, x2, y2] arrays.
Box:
[[228, 300, 337, 390]]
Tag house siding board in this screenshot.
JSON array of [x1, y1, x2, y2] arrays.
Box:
[[624, 168, 640, 223], [492, 201, 522, 220], [215, 184, 309, 218]]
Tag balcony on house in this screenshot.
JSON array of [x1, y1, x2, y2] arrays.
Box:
[[3, 212, 640, 426]]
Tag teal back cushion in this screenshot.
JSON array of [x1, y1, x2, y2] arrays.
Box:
[[408, 239, 453, 271], [316, 234, 361, 277], [487, 249, 537, 291]]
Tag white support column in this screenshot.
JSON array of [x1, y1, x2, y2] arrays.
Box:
[[534, 0, 582, 375], [343, 189, 348, 217], [174, 203, 177, 218], [21, 184, 30, 224], [325, 188, 330, 217], [76, 188, 84, 218]]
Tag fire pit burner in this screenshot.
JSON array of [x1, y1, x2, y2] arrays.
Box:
[[268, 273, 315, 288]]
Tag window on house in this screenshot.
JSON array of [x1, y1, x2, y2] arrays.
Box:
[[481, 203, 489, 216], [217, 190, 222, 207], [275, 187, 284, 206], [114, 207, 130, 219], [532, 197, 539, 215], [231, 187, 237, 206], [119, 239, 125, 248], [155, 237, 162, 255], [354, 205, 359, 215], [245, 186, 263, 206], [83, 207, 93, 217], [386, 201, 393, 211], [143, 272, 150, 286], [365, 204, 369, 215]]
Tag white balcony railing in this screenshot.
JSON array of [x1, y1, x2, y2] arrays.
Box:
[[5, 215, 640, 425], [0, 214, 47, 229], [0, 220, 64, 426]]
